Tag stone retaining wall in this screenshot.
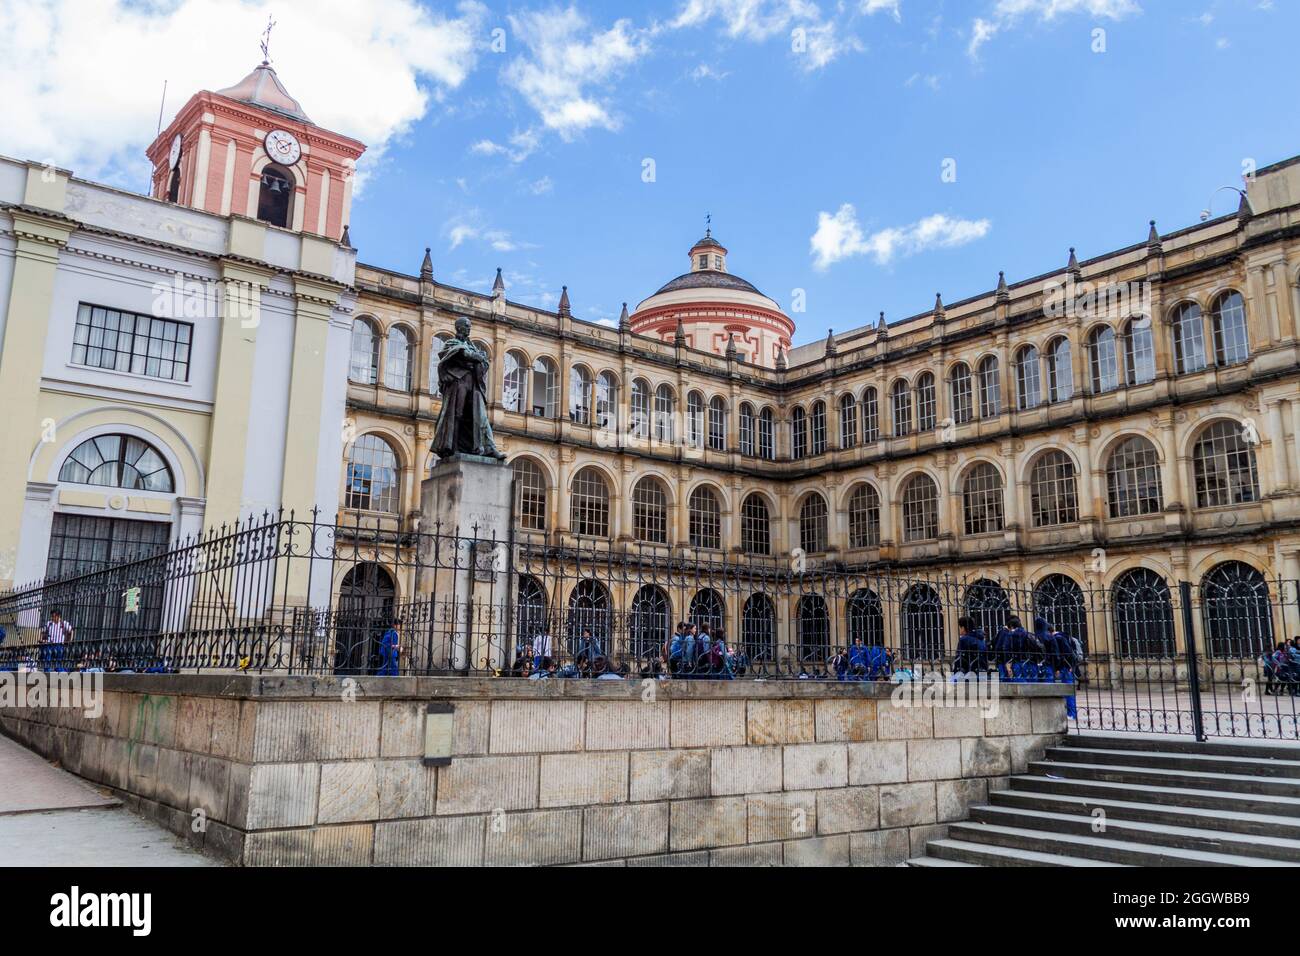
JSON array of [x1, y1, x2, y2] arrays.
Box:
[[0, 675, 1069, 866]]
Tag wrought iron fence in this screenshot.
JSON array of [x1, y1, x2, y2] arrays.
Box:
[[0, 511, 1297, 739]]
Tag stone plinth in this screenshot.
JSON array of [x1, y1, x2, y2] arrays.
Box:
[[421, 454, 513, 542]]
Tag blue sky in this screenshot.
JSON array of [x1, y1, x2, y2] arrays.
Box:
[[6, 0, 1294, 344]]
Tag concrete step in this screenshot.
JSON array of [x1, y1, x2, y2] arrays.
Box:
[[904, 855, 976, 867], [925, 838, 1125, 867], [969, 804, 1300, 862], [947, 821, 1299, 866], [1050, 744, 1300, 778], [1011, 772, 1300, 817], [989, 788, 1300, 841], [1029, 758, 1300, 798], [1064, 733, 1300, 762]]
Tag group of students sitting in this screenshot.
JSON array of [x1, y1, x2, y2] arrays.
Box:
[[1264, 638, 1300, 694], [660, 621, 748, 678]]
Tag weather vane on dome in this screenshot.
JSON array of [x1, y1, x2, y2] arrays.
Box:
[[260, 15, 276, 64], [705, 212, 712, 237]]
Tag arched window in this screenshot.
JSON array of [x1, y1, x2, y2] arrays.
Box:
[[1112, 568, 1174, 658], [1046, 337, 1072, 403], [949, 363, 973, 425], [741, 594, 776, 660], [384, 326, 413, 391], [345, 435, 400, 513], [708, 396, 727, 451], [962, 463, 1005, 535], [429, 332, 451, 396], [901, 583, 944, 660], [810, 400, 827, 455], [915, 372, 937, 431], [741, 494, 771, 556], [846, 588, 884, 647], [569, 366, 593, 425], [839, 394, 858, 449], [901, 474, 939, 542], [1193, 420, 1259, 508], [791, 406, 807, 459], [631, 379, 651, 439], [758, 407, 776, 460], [963, 579, 1010, 640], [1033, 574, 1089, 652], [1201, 561, 1272, 658], [686, 391, 705, 448], [847, 483, 880, 549], [166, 161, 182, 203], [1106, 436, 1163, 518], [654, 384, 676, 442], [58, 434, 174, 492], [633, 476, 670, 544], [861, 387, 880, 442], [628, 585, 671, 659], [256, 164, 293, 228], [739, 403, 756, 456], [689, 589, 725, 635], [1172, 302, 1207, 374], [688, 486, 722, 550], [978, 356, 1001, 418], [1030, 450, 1078, 527], [1015, 345, 1041, 409], [1211, 291, 1249, 366], [797, 595, 830, 662], [512, 458, 548, 532], [595, 371, 618, 430], [891, 380, 912, 436], [348, 318, 379, 384], [567, 579, 611, 649], [1123, 316, 1156, 386], [571, 467, 610, 538], [503, 350, 527, 412], [799, 493, 828, 554], [531, 357, 559, 418], [1088, 326, 1119, 394], [516, 575, 549, 652]]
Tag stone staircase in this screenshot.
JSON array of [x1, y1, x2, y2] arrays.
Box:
[[909, 733, 1300, 866]]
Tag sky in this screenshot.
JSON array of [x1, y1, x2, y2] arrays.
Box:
[[1, 0, 1295, 344]]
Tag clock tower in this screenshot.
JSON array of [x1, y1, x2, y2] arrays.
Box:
[[145, 61, 365, 240]]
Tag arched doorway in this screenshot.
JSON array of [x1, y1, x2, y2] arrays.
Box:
[[336, 563, 395, 675]]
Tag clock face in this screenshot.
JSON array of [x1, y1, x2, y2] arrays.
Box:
[[265, 129, 302, 165], [168, 133, 182, 169]]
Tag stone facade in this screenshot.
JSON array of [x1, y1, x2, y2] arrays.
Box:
[[0, 675, 1068, 866]]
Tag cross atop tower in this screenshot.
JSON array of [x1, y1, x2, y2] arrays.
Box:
[[260, 15, 276, 64]]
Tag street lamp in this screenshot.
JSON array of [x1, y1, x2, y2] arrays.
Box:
[[1200, 185, 1254, 222]]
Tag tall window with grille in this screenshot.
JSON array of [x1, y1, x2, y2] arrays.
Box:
[[839, 394, 858, 449], [901, 474, 939, 542], [847, 483, 880, 549], [1106, 436, 1164, 518], [1089, 326, 1119, 393], [1030, 450, 1079, 527], [502, 350, 527, 412], [708, 396, 727, 451], [739, 403, 755, 456], [1046, 338, 1072, 403], [688, 486, 722, 550], [73, 304, 194, 383], [1016, 346, 1041, 409], [1173, 302, 1207, 374], [740, 494, 770, 555], [595, 371, 618, 430], [1211, 291, 1249, 366], [949, 364, 973, 424], [861, 387, 879, 442], [1193, 420, 1259, 508], [654, 385, 676, 442], [633, 477, 669, 544], [686, 391, 705, 448], [570, 467, 610, 537], [962, 463, 1005, 535], [891, 380, 912, 436], [569, 366, 593, 425], [1123, 317, 1156, 385], [345, 435, 400, 513], [915, 373, 937, 431], [759, 408, 775, 460], [512, 458, 548, 531], [532, 357, 559, 417], [791, 406, 808, 459], [978, 356, 1001, 418], [384, 327, 413, 391], [631, 379, 651, 439], [810, 401, 827, 455], [799, 493, 828, 553], [348, 318, 379, 384]]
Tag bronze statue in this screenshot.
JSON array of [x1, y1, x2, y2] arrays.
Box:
[[432, 317, 505, 460]]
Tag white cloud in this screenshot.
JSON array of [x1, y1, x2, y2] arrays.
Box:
[[967, 0, 1140, 59], [0, 0, 486, 186], [502, 7, 649, 139], [810, 204, 991, 270], [690, 63, 731, 81], [670, 0, 868, 71], [862, 0, 903, 21], [529, 176, 554, 195], [470, 128, 544, 164], [905, 72, 942, 90], [445, 214, 536, 253]]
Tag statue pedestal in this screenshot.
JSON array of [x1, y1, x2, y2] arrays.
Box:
[[418, 455, 513, 673]]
